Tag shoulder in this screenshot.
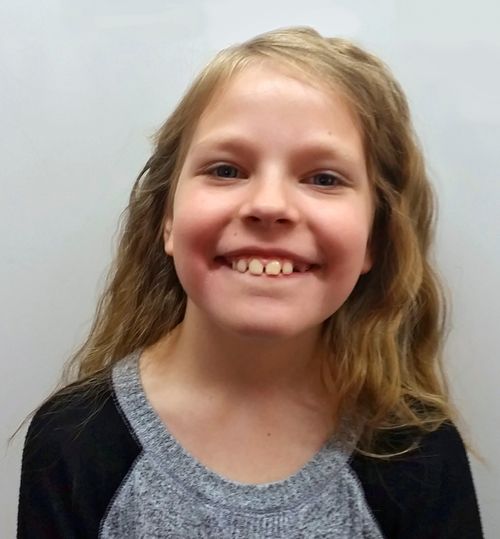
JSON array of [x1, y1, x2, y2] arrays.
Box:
[[23, 373, 141, 468], [350, 421, 483, 538], [350, 420, 470, 479], [25, 376, 114, 457], [28, 376, 112, 429]]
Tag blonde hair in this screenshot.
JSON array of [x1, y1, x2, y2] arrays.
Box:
[[41, 27, 460, 457]]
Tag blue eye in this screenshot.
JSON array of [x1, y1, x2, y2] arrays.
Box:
[[209, 164, 240, 178], [308, 173, 342, 187]]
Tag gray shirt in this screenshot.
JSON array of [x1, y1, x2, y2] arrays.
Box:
[[100, 352, 383, 538]]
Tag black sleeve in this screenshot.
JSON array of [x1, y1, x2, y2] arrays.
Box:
[[18, 401, 81, 539], [413, 422, 483, 538], [17, 380, 141, 539], [350, 422, 484, 539]]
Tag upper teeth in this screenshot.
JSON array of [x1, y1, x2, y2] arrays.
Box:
[[229, 257, 308, 275]]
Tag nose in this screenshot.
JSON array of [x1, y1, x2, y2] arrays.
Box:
[[238, 174, 300, 227]]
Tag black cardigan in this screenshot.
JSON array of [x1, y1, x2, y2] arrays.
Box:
[[18, 377, 483, 538]]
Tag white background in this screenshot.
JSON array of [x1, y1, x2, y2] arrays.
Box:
[[1, 1, 499, 537]]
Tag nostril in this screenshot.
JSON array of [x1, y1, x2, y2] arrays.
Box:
[[244, 212, 292, 224]]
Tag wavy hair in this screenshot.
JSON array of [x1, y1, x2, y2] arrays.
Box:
[[34, 27, 460, 458]]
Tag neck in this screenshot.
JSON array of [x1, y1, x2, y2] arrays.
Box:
[[147, 304, 330, 403]]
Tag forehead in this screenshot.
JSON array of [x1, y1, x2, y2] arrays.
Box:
[[188, 62, 365, 166]]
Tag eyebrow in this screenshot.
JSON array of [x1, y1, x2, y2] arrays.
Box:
[[190, 134, 363, 169]]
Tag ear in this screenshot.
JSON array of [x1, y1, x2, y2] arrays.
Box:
[[163, 217, 174, 256], [360, 242, 374, 275]]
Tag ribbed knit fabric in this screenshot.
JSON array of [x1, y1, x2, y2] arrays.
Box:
[[101, 352, 383, 538]]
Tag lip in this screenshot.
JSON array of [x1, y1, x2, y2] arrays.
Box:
[[216, 247, 320, 267]]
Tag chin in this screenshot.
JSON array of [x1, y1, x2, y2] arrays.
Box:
[[219, 318, 318, 343]]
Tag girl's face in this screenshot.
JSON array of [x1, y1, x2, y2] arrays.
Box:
[[164, 63, 374, 342]]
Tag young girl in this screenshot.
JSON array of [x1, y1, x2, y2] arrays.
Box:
[[18, 27, 483, 538]]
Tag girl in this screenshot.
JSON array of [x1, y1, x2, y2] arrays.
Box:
[[18, 27, 483, 538]]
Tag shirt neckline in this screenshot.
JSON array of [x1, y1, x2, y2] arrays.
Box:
[[112, 349, 359, 513]]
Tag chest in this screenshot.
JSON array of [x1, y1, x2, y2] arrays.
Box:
[[155, 398, 335, 484]]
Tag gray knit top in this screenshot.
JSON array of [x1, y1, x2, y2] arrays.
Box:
[[98, 352, 384, 538]]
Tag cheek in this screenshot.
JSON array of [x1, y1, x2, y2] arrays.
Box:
[[168, 208, 221, 292], [316, 205, 372, 261], [169, 180, 241, 253], [172, 219, 210, 267], [168, 191, 216, 252]]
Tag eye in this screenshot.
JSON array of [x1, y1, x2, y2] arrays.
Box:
[[305, 172, 343, 188], [207, 164, 242, 179]]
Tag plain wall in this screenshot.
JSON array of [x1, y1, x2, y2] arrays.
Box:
[[1, 1, 499, 537]]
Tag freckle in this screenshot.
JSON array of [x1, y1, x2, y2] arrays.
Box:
[[267, 432, 271, 437]]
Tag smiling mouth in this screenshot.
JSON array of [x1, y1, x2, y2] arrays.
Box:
[[214, 256, 320, 277]]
